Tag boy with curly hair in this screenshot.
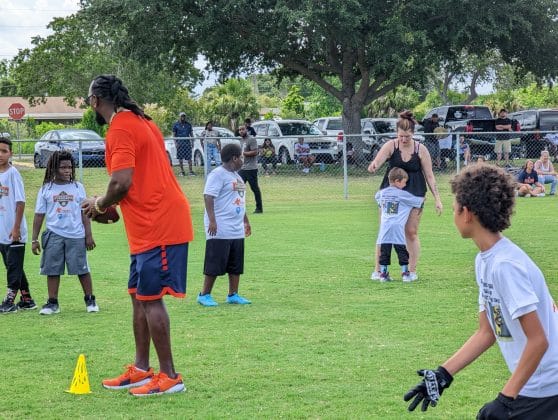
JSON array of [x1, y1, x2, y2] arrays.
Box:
[[404, 164, 558, 418]]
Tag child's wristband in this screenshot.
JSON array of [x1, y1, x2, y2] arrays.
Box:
[[31, 240, 39, 243]]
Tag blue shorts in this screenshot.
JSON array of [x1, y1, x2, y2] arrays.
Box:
[[128, 243, 188, 301]]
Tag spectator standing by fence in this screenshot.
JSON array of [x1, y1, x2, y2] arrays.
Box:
[[422, 114, 441, 170], [495, 109, 513, 166], [368, 110, 442, 282], [172, 112, 195, 176], [238, 125, 263, 214], [201, 121, 221, 168]]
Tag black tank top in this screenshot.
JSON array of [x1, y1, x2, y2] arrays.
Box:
[[380, 141, 427, 197]]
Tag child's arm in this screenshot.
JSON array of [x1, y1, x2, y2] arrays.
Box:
[[204, 194, 217, 236], [404, 310, 495, 412], [81, 211, 96, 251], [31, 213, 45, 255], [244, 214, 251, 237], [11, 201, 25, 242], [442, 310, 496, 375]]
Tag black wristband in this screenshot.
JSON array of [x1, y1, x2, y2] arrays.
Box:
[[436, 366, 453, 388]]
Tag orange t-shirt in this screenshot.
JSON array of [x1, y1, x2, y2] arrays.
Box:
[[105, 111, 193, 254]]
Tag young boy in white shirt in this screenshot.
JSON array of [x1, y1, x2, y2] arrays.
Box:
[[375, 168, 424, 282], [197, 144, 252, 307], [0, 136, 36, 313], [404, 163, 558, 418]]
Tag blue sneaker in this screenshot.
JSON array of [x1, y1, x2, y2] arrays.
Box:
[[226, 293, 251, 305], [197, 293, 218, 307]]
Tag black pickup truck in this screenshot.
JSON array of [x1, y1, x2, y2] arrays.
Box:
[[423, 105, 521, 159]]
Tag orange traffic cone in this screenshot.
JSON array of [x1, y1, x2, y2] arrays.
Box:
[[65, 354, 92, 394]]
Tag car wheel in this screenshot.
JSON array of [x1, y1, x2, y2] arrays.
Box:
[[279, 147, 291, 165], [33, 154, 41, 168], [194, 150, 204, 167]]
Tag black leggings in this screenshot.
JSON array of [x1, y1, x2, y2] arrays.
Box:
[[379, 243, 408, 266], [0, 242, 30, 293]]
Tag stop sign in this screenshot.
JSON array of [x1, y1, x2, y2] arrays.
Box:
[[8, 103, 25, 120]]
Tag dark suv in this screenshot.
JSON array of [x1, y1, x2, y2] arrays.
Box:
[[509, 109, 558, 158]]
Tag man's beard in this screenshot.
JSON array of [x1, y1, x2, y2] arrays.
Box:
[[95, 111, 107, 126]]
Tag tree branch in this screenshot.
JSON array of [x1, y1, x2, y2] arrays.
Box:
[[283, 59, 342, 100]]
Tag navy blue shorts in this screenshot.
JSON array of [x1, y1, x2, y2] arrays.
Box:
[[128, 243, 188, 301], [175, 140, 192, 160]]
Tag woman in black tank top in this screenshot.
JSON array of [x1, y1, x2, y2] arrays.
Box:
[[367, 111, 442, 281]]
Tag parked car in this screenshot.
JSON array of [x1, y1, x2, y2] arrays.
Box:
[[34, 129, 105, 168], [509, 108, 558, 158], [252, 119, 338, 163], [423, 105, 522, 160], [312, 117, 343, 141], [360, 118, 424, 158]]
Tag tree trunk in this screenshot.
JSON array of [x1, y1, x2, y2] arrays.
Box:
[[342, 98, 366, 164]]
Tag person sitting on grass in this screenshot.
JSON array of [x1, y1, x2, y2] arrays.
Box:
[[197, 143, 252, 307], [32, 151, 98, 315], [517, 160, 545, 197], [260, 138, 278, 175], [404, 163, 558, 418], [295, 137, 315, 173], [374, 167, 424, 282], [458, 135, 471, 167]]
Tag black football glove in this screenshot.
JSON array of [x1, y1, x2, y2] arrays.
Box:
[[403, 366, 453, 412], [476, 393, 515, 420]]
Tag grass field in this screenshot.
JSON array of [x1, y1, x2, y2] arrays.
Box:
[[1, 164, 557, 419]]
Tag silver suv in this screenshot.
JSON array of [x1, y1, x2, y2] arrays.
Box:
[[252, 119, 338, 163]]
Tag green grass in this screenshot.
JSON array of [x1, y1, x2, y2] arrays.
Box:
[[2, 165, 557, 419]]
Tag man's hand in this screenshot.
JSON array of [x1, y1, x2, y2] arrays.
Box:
[[477, 393, 515, 419], [31, 241, 41, 255], [9, 226, 21, 243], [403, 366, 453, 412], [207, 220, 217, 236]]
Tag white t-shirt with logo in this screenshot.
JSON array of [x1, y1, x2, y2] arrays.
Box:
[[476, 237, 558, 397], [203, 166, 246, 239], [0, 166, 27, 244], [375, 186, 423, 245], [35, 182, 87, 239]]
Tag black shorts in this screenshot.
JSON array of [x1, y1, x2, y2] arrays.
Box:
[[176, 140, 192, 160], [203, 238, 244, 276]]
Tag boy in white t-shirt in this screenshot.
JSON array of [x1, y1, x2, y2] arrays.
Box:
[[197, 144, 252, 307], [404, 164, 558, 418], [31, 151, 98, 315], [0, 136, 37, 313], [375, 168, 424, 282]]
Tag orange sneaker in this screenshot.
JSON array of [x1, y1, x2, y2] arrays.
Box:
[[129, 372, 185, 396], [102, 365, 154, 389]]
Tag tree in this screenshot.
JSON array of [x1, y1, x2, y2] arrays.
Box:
[[281, 85, 305, 118], [199, 79, 259, 130], [11, 14, 199, 107], [82, 0, 558, 160]]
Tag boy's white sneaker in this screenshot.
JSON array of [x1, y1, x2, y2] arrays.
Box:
[[370, 271, 381, 281]]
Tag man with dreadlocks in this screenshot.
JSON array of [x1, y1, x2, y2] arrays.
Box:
[[31, 151, 98, 315], [81, 75, 193, 397]]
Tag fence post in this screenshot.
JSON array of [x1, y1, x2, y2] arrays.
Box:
[[455, 133, 460, 174], [78, 141, 83, 183], [343, 135, 348, 199]]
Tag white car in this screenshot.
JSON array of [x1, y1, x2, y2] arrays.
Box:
[[252, 119, 338, 164], [312, 117, 343, 141]]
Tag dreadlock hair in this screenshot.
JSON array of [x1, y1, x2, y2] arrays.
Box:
[[90, 75, 151, 120], [43, 151, 76, 185]]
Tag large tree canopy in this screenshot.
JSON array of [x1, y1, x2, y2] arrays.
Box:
[[11, 13, 200, 106], [81, 0, 558, 161]]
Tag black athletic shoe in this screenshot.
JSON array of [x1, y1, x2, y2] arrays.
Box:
[[17, 298, 37, 310], [0, 299, 17, 314]]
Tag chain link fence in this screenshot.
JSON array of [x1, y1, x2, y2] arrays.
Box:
[[9, 130, 558, 196]]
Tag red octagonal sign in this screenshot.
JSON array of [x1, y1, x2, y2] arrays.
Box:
[[8, 103, 25, 120]]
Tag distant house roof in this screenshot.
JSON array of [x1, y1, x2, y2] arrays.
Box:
[[0, 97, 84, 121]]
